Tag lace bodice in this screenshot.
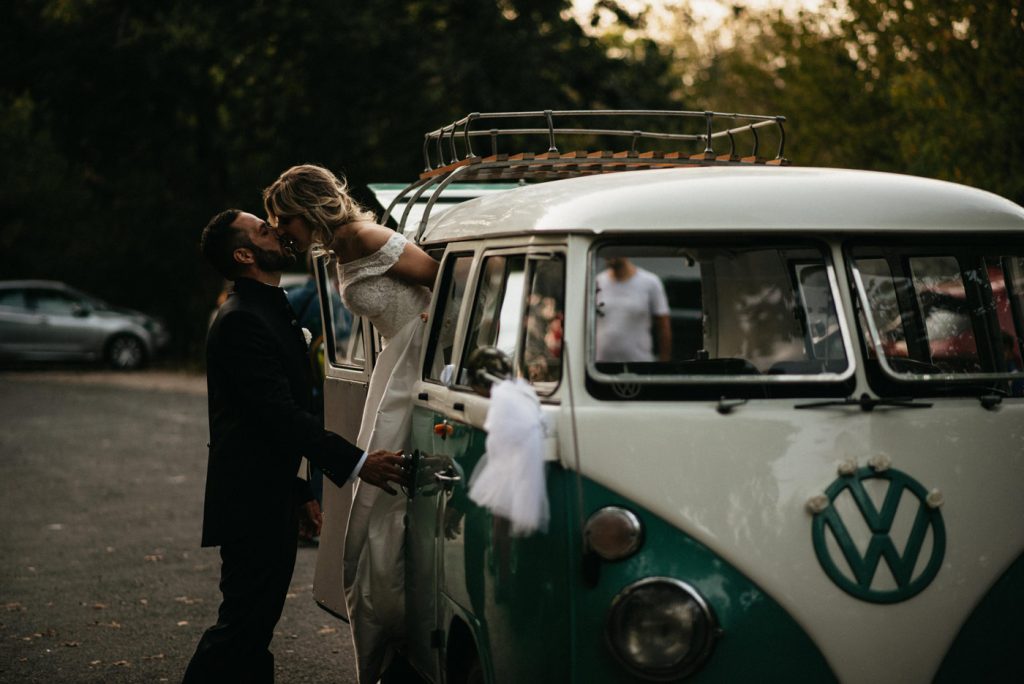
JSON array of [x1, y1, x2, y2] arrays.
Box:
[[338, 232, 431, 339]]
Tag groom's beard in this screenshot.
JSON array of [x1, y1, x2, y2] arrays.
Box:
[[251, 244, 297, 272]]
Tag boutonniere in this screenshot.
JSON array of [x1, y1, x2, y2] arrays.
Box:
[[302, 327, 313, 348]]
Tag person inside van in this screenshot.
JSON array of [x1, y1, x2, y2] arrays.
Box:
[[595, 256, 672, 363]]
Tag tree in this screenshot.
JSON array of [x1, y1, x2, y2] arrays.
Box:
[[0, 0, 678, 360], [661, 0, 1024, 203]]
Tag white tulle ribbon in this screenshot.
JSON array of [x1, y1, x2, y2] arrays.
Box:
[[468, 378, 550, 536]]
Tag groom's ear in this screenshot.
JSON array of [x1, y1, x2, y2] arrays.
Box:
[[233, 247, 255, 266]]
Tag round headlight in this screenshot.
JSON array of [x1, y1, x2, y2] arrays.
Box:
[[606, 577, 717, 681], [585, 506, 643, 561]]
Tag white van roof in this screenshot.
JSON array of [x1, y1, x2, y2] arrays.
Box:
[[420, 166, 1024, 243]]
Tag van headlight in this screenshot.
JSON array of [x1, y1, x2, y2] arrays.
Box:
[[605, 577, 718, 681]]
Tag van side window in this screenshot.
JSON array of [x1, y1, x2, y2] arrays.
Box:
[[457, 254, 566, 392], [522, 257, 565, 389], [458, 255, 527, 386], [425, 253, 474, 383], [317, 256, 362, 369]]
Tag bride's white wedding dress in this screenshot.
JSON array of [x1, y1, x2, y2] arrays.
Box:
[[336, 231, 429, 684]]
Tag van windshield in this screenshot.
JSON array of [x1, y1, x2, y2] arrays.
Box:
[[587, 241, 852, 392], [849, 241, 1024, 396]]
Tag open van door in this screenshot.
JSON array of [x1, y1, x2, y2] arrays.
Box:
[[312, 252, 374, 618]]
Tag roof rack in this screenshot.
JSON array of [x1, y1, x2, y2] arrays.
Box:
[[382, 109, 789, 242]]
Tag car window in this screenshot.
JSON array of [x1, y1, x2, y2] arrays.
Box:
[[31, 289, 79, 315], [425, 253, 474, 383], [456, 254, 566, 393], [909, 256, 981, 371], [851, 243, 1024, 388], [851, 258, 907, 361], [317, 256, 361, 369], [590, 242, 848, 377], [458, 255, 527, 386], [522, 257, 565, 391], [0, 289, 28, 311]]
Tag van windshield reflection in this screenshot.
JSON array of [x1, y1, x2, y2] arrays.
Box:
[[589, 242, 850, 382]]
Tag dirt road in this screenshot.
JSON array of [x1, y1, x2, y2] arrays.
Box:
[[0, 370, 356, 683]]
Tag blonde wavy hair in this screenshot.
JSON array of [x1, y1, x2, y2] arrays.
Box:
[[262, 164, 376, 246]]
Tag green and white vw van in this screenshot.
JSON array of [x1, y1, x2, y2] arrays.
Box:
[[312, 111, 1024, 683]]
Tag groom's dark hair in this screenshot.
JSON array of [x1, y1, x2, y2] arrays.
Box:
[[200, 209, 246, 279]]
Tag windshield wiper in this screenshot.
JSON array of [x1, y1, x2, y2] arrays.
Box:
[[978, 394, 1003, 410], [977, 388, 1007, 410], [716, 397, 749, 414], [795, 393, 933, 411]]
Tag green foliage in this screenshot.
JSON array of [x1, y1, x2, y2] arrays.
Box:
[[0, 0, 675, 360], [2, 1, 1020, 361], [668, 0, 1024, 202]]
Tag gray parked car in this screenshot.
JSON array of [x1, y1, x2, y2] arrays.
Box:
[[0, 280, 170, 370]]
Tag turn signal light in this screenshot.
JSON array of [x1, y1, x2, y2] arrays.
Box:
[[584, 506, 643, 561]]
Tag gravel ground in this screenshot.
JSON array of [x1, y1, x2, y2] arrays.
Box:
[[0, 369, 356, 683]]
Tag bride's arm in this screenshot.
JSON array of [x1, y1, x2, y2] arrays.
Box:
[[350, 223, 439, 288], [390, 241, 440, 288]]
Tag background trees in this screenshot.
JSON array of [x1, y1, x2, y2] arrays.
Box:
[[666, 0, 1023, 201], [0, 0, 675, 359], [2, 0, 1020, 361]]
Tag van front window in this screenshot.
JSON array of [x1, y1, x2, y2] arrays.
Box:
[[587, 242, 852, 398], [850, 241, 1024, 396]]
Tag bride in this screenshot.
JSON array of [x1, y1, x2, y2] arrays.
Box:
[[263, 164, 438, 683]]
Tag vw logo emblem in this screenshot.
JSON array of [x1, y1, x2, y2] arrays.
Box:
[[611, 382, 642, 399], [811, 466, 945, 604]]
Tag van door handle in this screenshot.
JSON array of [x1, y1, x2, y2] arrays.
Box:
[[434, 469, 461, 488]]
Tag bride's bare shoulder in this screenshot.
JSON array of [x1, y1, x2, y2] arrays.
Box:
[[333, 222, 394, 259]]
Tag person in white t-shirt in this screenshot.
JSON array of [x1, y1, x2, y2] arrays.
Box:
[[596, 257, 672, 362]]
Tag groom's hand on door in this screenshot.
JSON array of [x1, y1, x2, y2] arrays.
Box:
[[359, 450, 410, 495]]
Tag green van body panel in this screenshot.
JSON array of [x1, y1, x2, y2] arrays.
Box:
[[410, 407, 834, 682], [934, 552, 1024, 683], [573, 479, 835, 683], [409, 407, 573, 684]]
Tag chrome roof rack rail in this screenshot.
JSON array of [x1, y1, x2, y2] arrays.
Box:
[[421, 109, 788, 181], [398, 109, 789, 241]]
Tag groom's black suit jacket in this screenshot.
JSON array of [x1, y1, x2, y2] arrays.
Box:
[[201, 277, 363, 547]]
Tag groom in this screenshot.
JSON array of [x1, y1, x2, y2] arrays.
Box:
[[184, 209, 408, 683]]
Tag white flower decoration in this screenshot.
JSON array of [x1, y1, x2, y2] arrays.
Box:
[[302, 327, 313, 347], [837, 459, 858, 477], [805, 494, 829, 515], [868, 454, 891, 472]]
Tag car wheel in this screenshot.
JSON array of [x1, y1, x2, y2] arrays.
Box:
[[106, 334, 146, 370]]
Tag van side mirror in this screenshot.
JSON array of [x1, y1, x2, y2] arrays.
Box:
[[464, 346, 512, 397], [71, 302, 91, 318]]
